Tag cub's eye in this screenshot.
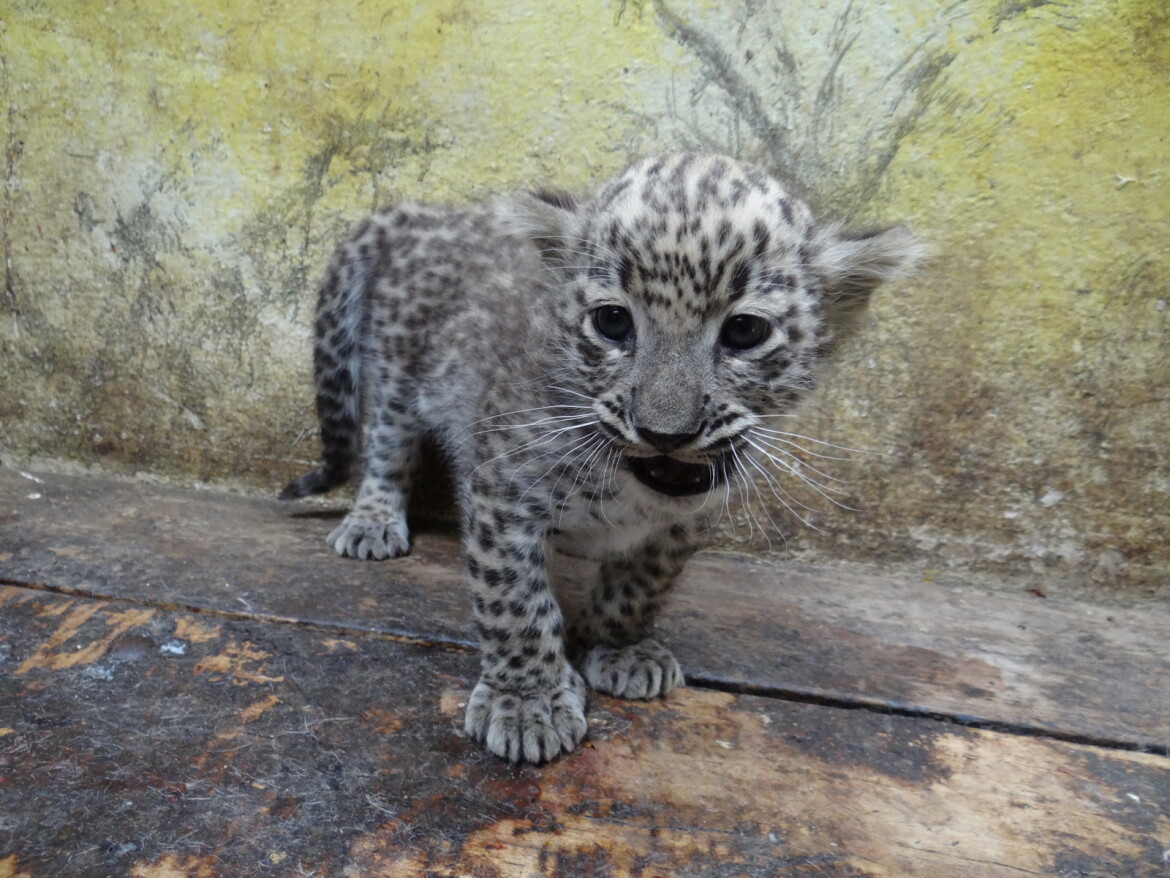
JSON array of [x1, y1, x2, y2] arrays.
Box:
[[592, 305, 634, 343], [720, 314, 771, 350]]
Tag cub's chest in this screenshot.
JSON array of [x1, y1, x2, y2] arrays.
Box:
[[550, 482, 689, 561]]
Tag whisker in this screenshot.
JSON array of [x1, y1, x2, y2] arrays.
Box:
[[744, 435, 853, 490], [731, 444, 783, 549], [466, 421, 598, 481], [739, 445, 824, 530], [457, 413, 597, 446], [461, 403, 594, 430], [692, 460, 723, 518], [548, 385, 596, 403], [532, 234, 625, 264], [713, 459, 735, 535], [516, 432, 601, 505], [727, 445, 763, 544], [548, 434, 610, 516], [750, 426, 880, 457], [748, 434, 857, 463], [744, 439, 860, 512], [597, 446, 627, 524], [581, 446, 619, 530]]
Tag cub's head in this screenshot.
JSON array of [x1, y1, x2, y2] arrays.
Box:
[[504, 153, 922, 501]]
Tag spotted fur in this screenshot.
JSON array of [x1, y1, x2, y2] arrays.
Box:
[[282, 153, 922, 762]]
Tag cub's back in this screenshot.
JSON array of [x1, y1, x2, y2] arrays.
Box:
[[356, 202, 551, 386]]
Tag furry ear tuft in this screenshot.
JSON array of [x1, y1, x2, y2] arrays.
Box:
[[496, 190, 580, 255], [812, 225, 926, 302]]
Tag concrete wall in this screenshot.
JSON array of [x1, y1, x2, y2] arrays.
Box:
[[2, 1, 1167, 596]]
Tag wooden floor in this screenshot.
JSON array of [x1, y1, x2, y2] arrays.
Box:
[[1, 467, 1167, 877]]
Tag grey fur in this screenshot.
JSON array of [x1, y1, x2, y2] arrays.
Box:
[[282, 153, 922, 762]]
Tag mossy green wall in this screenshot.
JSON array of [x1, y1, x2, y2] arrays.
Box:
[[2, 1, 1166, 594]]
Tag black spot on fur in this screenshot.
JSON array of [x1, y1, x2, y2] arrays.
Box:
[[729, 262, 751, 302], [618, 256, 634, 293], [752, 220, 770, 258], [716, 219, 732, 247], [533, 189, 576, 211]]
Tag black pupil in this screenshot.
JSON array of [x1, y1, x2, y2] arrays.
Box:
[[721, 314, 769, 350], [594, 306, 634, 342]]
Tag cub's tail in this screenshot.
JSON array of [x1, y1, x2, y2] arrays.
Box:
[[280, 239, 371, 500]]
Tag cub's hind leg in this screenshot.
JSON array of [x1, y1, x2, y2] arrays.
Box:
[[329, 381, 421, 560]]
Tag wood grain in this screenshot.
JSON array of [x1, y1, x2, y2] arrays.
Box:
[[2, 587, 1168, 877], [2, 467, 1166, 751]]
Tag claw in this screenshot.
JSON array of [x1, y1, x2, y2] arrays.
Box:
[[582, 639, 683, 700], [464, 669, 588, 763]]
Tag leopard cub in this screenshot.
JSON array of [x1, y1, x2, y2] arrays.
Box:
[[282, 153, 921, 762]]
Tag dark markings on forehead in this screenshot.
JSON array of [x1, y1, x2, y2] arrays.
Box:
[[779, 198, 795, 226], [640, 286, 675, 311], [708, 229, 748, 294], [603, 224, 637, 257], [728, 261, 751, 304], [587, 261, 610, 283], [717, 219, 732, 248], [728, 178, 749, 206], [744, 165, 771, 191], [618, 256, 634, 294], [697, 166, 723, 202], [647, 215, 669, 241], [667, 154, 697, 186], [752, 220, 770, 258], [698, 163, 733, 206], [593, 177, 632, 212], [798, 242, 815, 269], [534, 189, 577, 211], [697, 252, 712, 289], [763, 271, 797, 293]]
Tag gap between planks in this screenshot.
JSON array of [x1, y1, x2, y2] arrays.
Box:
[[2, 574, 1165, 759]]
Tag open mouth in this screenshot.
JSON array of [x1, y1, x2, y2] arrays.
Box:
[[628, 455, 719, 497]]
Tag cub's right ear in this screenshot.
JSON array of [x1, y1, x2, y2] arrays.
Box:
[[497, 189, 580, 257], [811, 224, 927, 304]]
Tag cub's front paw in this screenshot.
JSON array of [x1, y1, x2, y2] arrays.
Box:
[[464, 669, 588, 763], [327, 513, 410, 560], [582, 639, 683, 700]]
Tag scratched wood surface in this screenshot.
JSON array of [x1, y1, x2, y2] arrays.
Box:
[[1, 468, 1167, 751], [2, 585, 1169, 878]]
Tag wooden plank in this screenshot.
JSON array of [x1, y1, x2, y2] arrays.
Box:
[[0, 467, 471, 642], [1, 586, 1168, 877], [661, 553, 1170, 750], [1, 467, 1167, 751]]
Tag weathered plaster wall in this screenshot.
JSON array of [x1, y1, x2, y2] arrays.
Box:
[[2, 1, 1167, 595]]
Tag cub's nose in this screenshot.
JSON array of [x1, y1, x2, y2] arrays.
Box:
[[636, 426, 704, 454]]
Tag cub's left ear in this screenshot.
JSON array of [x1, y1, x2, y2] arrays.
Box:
[[497, 189, 580, 259], [811, 225, 926, 302]]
